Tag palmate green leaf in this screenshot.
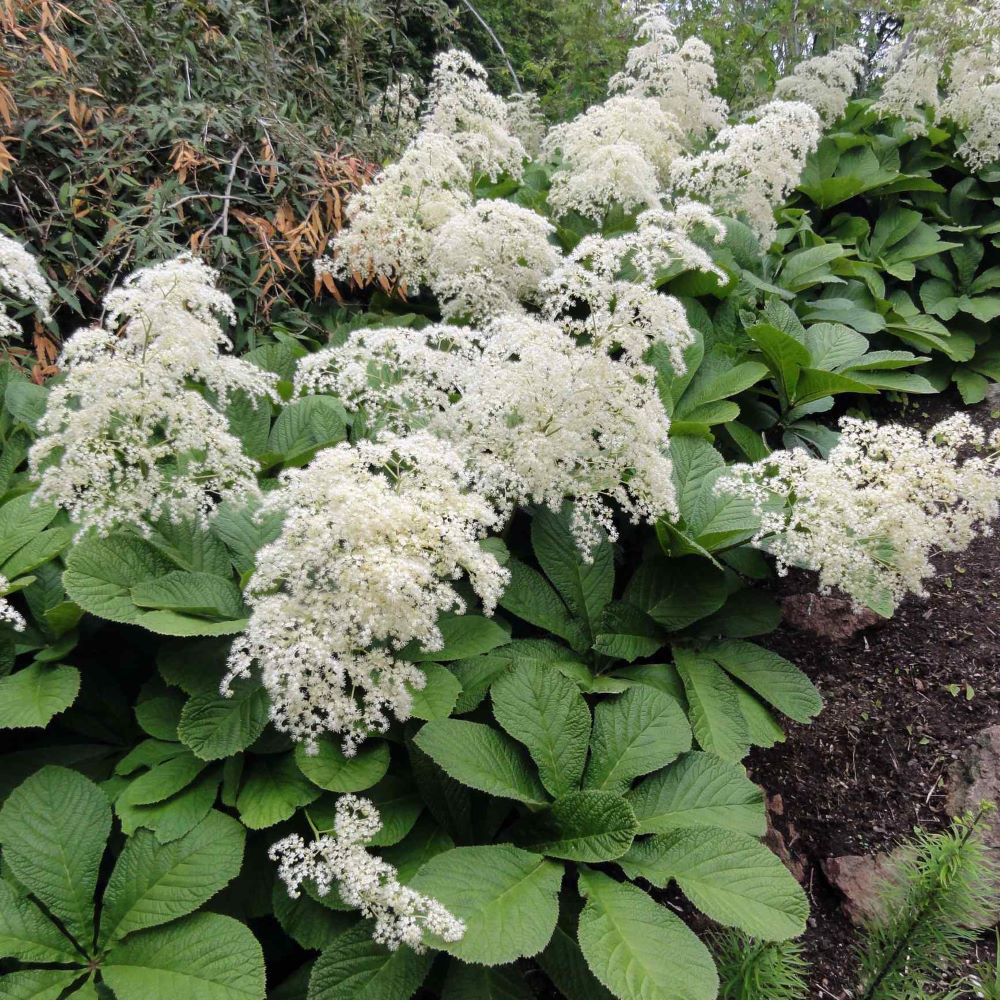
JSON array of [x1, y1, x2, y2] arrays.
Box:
[[414, 719, 548, 805], [626, 752, 766, 837], [583, 686, 691, 794], [0, 878, 81, 963], [491, 661, 591, 798], [294, 737, 390, 793], [512, 790, 637, 862], [401, 614, 510, 662], [102, 911, 265, 1000], [441, 962, 533, 1000], [409, 845, 562, 965], [0, 766, 110, 947], [674, 647, 750, 763], [306, 923, 432, 1000], [0, 663, 80, 729], [531, 505, 614, 642], [177, 682, 270, 761], [237, 753, 320, 829], [98, 810, 246, 946], [576, 869, 718, 1000], [406, 662, 462, 722], [499, 559, 589, 652], [706, 640, 822, 724], [619, 828, 808, 941]]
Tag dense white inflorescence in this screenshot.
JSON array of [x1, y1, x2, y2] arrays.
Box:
[[609, 3, 728, 141], [0, 235, 52, 339], [542, 95, 684, 220], [0, 576, 25, 632], [773, 44, 864, 124], [430, 315, 677, 554], [428, 200, 560, 320], [505, 90, 546, 157], [421, 50, 526, 180], [29, 257, 273, 536], [873, 41, 942, 133], [940, 43, 1000, 168], [320, 132, 472, 290], [366, 73, 422, 147], [670, 100, 822, 245], [223, 433, 508, 753], [270, 795, 465, 951], [718, 415, 1000, 613]]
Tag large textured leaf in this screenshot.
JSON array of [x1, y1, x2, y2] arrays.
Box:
[[706, 640, 822, 723], [537, 924, 615, 1000], [531, 506, 614, 641], [625, 556, 727, 631], [0, 496, 59, 565], [576, 869, 718, 1000], [512, 790, 637, 862], [294, 738, 390, 793], [121, 752, 208, 806], [413, 720, 548, 805], [673, 647, 750, 762], [0, 879, 81, 963], [236, 754, 320, 829], [0, 766, 110, 946], [491, 662, 591, 798], [99, 810, 246, 945], [499, 559, 589, 652], [407, 663, 462, 722], [177, 682, 270, 761], [102, 911, 265, 1000], [117, 771, 221, 844], [306, 923, 432, 1000], [441, 963, 533, 1000], [592, 603, 666, 663], [267, 396, 348, 464], [583, 687, 691, 794], [0, 663, 80, 729], [626, 752, 765, 836], [402, 614, 510, 662], [619, 828, 808, 940], [131, 571, 246, 620], [0, 969, 82, 999], [409, 845, 562, 965]]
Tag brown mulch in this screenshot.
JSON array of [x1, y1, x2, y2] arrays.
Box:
[[748, 393, 1000, 996]]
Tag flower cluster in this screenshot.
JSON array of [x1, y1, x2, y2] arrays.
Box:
[[940, 43, 1000, 169], [542, 95, 684, 220], [223, 433, 508, 753], [420, 50, 525, 180], [873, 42, 942, 133], [609, 4, 728, 141], [670, 100, 822, 245], [718, 415, 1000, 613], [773, 44, 864, 124], [270, 795, 465, 952], [505, 90, 546, 157], [364, 73, 422, 148], [427, 199, 560, 320], [0, 235, 52, 339], [29, 257, 274, 536], [0, 577, 25, 632]]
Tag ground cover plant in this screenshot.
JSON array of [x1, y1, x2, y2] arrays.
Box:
[[1, 2, 1000, 999]]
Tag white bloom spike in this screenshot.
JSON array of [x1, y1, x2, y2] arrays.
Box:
[[773, 45, 864, 124], [0, 235, 52, 339]]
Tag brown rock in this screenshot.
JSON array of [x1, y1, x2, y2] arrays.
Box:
[[781, 593, 885, 644], [821, 853, 899, 925]]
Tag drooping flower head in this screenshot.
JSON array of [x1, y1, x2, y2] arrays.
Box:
[[773, 44, 865, 124]]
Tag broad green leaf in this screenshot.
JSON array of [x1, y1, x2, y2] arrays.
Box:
[[537, 924, 615, 1000], [696, 590, 781, 639], [706, 640, 822, 723], [0, 878, 81, 962], [0, 664, 80, 729], [625, 556, 727, 631], [1, 527, 72, 580], [0, 496, 58, 565], [583, 687, 691, 794], [499, 559, 589, 652], [211, 501, 284, 576], [102, 911, 265, 1000], [0, 766, 110, 946], [409, 845, 562, 964], [746, 323, 810, 404], [131, 572, 246, 620], [294, 738, 389, 793], [441, 962, 532, 1000], [236, 754, 320, 829], [619, 828, 807, 940], [803, 323, 868, 370], [592, 603, 665, 663], [381, 816, 455, 884], [64, 534, 173, 625], [0, 969, 82, 1000], [272, 883, 354, 951], [736, 686, 786, 748], [531, 506, 614, 641], [361, 774, 423, 847], [491, 662, 591, 798], [793, 368, 878, 406], [674, 647, 750, 762], [99, 810, 246, 945], [267, 396, 348, 463], [402, 614, 510, 662], [407, 662, 462, 721], [306, 922, 432, 1000], [413, 720, 548, 805], [121, 752, 208, 806], [512, 790, 637, 862], [779, 244, 848, 292], [626, 752, 765, 836], [116, 771, 221, 844], [146, 518, 233, 578], [576, 869, 718, 1000], [134, 692, 183, 740], [177, 683, 270, 760]]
